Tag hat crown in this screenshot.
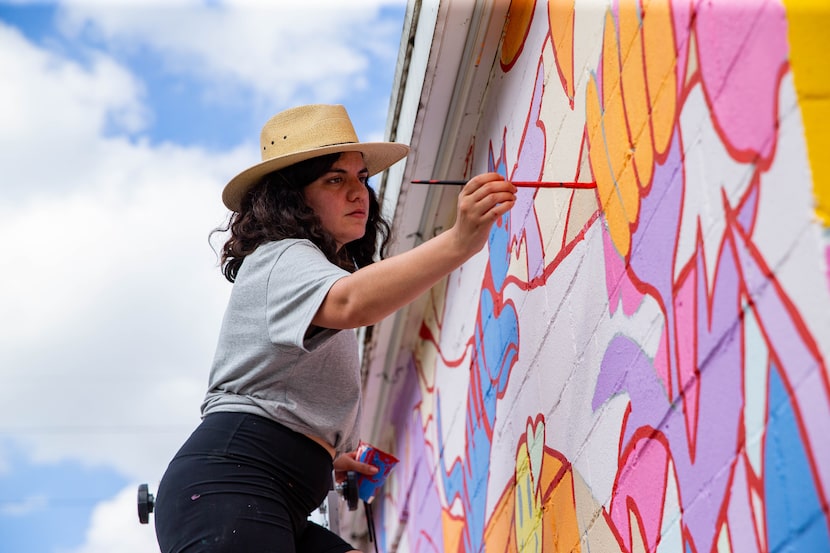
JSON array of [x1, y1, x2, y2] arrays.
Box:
[[260, 104, 359, 162], [222, 103, 409, 211]]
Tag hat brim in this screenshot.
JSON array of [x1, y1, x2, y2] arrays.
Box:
[[222, 142, 409, 211]]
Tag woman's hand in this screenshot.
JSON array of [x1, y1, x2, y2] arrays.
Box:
[[447, 173, 517, 257], [333, 450, 379, 484]]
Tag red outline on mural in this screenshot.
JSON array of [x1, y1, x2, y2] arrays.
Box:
[[687, 17, 790, 169], [608, 426, 676, 553], [724, 187, 830, 533], [415, 528, 442, 553], [677, 225, 702, 465]]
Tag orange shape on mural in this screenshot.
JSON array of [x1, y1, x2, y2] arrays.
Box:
[[618, 0, 655, 191], [483, 484, 517, 552], [587, 10, 635, 257], [541, 456, 582, 552], [549, 0, 576, 106], [483, 447, 581, 552], [442, 510, 466, 553], [586, 2, 678, 258], [502, 0, 535, 70], [641, 0, 677, 156]]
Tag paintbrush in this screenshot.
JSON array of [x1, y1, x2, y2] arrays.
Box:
[[411, 179, 596, 189]]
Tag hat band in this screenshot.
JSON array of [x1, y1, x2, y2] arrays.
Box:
[[321, 141, 359, 147]]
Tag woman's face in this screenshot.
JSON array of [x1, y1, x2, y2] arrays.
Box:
[[303, 151, 370, 250]]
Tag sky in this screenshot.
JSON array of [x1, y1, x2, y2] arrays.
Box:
[[0, 1, 408, 551]]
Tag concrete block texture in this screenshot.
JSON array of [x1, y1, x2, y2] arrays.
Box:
[[364, 1, 830, 551]]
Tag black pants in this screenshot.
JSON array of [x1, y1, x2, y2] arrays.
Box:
[[154, 412, 353, 553]]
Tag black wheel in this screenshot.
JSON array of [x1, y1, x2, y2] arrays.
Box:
[[137, 483, 155, 524]]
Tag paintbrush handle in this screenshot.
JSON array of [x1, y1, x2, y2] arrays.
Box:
[[411, 179, 596, 189]]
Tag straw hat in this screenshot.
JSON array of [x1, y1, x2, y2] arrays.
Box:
[[222, 104, 410, 211]]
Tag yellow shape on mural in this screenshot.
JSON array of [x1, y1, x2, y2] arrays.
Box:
[[783, 0, 830, 225], [515, 442, 544, 551], [484, 420, 581, 552]]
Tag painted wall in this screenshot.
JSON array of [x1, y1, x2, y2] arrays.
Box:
[[371, 1, 830, 552]]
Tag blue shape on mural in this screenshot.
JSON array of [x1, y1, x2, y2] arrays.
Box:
[[764, 362, 830, 552], [488, 214, 512, 292], [437, 213, 519, 552]]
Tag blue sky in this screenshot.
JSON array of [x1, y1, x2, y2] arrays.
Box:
[[0, 2, 407, 551]]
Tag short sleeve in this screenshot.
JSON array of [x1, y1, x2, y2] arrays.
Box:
[[264, 240, 349, 350]]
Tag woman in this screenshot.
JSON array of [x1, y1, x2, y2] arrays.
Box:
[[154, 104, 516, 553]]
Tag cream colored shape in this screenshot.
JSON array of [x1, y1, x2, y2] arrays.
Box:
[[742, 307, 768, 475], [567, 189, 601, 245], [751, 487, 767, 552], [657, 459, 683, 552], [676, 81, 754, 293], [527, 419, 545, 494], [539, 33, 594, 181], [717, 520, 733, 553], [537, 27, 600, 264], [570, 0, 611, 114], [506, 230, 531, 286], [573, 467, 623, 551]]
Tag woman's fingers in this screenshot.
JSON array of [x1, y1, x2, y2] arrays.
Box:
[[459, 174, 516, 220], [447, 173, 517, 257], [333, 451, 379, 482], [462, 173, 513, 200], [352, 461, 380, 476], [489, 193, 516, 218]]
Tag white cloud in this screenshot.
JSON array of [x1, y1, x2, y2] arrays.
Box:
[[0, 0, 406, 481], [0, 23, 150, 201], [0, 4, 406, 551], [64, 484, 160, 553], [56, 0, 407, 110], [0, 17, 248, 482]]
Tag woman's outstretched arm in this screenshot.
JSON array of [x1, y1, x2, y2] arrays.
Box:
[[312, 173, 516, 329]]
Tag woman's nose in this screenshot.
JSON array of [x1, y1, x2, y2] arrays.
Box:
[[347, 177, 368, 200]]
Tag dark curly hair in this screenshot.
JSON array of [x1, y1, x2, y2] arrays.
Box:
[[213, 152, 391, 282]]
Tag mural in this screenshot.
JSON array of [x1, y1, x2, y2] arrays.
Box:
[[373, 1, 830, 552]]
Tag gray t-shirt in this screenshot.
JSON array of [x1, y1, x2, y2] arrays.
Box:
[[201, 239, 362, 453]]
